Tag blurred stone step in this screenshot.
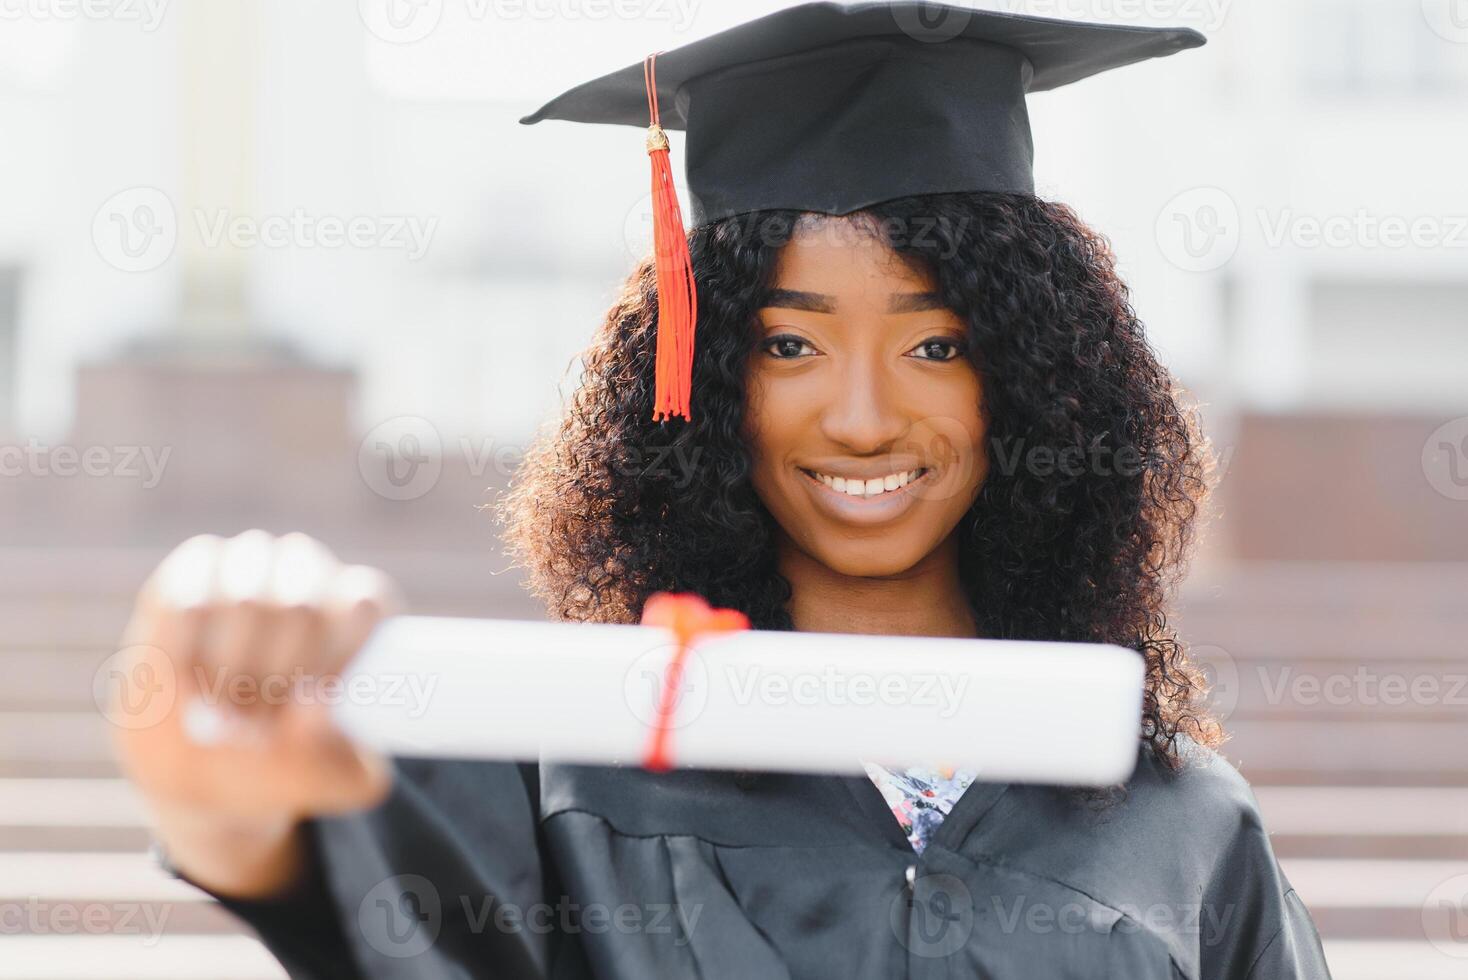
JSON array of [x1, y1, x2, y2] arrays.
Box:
[[3, 850, 205, 903], [1284, 858, 1468, 943], [0, 713, 111, 772], [0, 850, 248, 936], [0, 545, 535, 605], [0, 779, 149, 851], [1179, 562, 1468, 611], [1222, 720, 1468, 780], [1322, 940, 1468, 980], [1, 650, 111, 711], [0, 935, 286, 979], [1257, 787, 1468, 836], [0, 601, 134, 649], [1177, 616, 1468, 663], [1259, 786, 1468, 860]]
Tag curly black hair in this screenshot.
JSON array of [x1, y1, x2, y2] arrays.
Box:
[[497, 191, 1222, 768]]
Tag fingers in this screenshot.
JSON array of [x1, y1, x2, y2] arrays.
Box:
[[116, 531, 402, 824], [120, 534, 223, 716], [260, 533, 338, 682], [207, 530, 276, 697], [324, 563, 401, 674], [123, 529, 402, 752]]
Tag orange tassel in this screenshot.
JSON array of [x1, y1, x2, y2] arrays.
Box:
[[639, 592, 750, 772], [644, 53, 698, 422]]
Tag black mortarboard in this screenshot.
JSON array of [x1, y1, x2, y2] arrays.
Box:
[[520, 1, 1207, 421]]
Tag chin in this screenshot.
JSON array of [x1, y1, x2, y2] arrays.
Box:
[[805, 538, 936, 579]]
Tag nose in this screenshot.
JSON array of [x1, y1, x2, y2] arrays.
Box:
[[817, 355, 910, 454]]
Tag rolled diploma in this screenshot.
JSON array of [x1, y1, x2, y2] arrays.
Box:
[[333, 616, 1145, 786]]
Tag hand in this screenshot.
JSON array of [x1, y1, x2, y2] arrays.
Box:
[[109, 531, 400, 895]]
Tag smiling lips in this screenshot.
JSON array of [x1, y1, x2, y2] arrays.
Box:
[[800, 467, 928, 499]]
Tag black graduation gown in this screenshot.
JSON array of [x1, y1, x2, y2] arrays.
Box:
[[189, 740, 1332, 979]]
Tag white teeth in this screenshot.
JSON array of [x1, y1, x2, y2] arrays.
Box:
[[811, 468, 923, 498]]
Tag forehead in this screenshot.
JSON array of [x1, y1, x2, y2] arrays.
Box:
[[770, 215, 934, 290]]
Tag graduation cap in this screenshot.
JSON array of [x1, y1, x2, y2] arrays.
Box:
[[520, 1, 1207, 422]]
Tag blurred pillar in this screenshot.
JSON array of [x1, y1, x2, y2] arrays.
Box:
[[177, 0, 259, 341]]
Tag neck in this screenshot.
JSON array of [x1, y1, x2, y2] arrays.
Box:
[[776, 533, 978, 639]]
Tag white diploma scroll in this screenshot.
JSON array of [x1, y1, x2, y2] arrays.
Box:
[[333, 616, 1146, 787]]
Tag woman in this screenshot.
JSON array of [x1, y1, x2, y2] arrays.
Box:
[[112, 6, 1332, 979]]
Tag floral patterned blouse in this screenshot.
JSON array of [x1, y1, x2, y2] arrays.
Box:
[[862, 761, 978, 854]]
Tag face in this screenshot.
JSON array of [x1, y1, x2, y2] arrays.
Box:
[[744, 217, 988, 578]]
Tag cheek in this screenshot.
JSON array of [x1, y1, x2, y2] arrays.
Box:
[[915, 375, 986, 495], [741, 372, 786, 495]]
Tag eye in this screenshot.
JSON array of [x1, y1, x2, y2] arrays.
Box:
[[906, 337, 967, 361], [762, 334, 820, 359]]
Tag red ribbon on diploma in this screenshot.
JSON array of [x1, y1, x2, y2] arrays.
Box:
[[639, 592, 750, 772]]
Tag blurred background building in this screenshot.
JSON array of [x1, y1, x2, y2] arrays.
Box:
[[0, 0, 1464, 976]]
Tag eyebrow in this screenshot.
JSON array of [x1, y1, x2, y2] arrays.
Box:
[[760, 288, 946, 315]]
